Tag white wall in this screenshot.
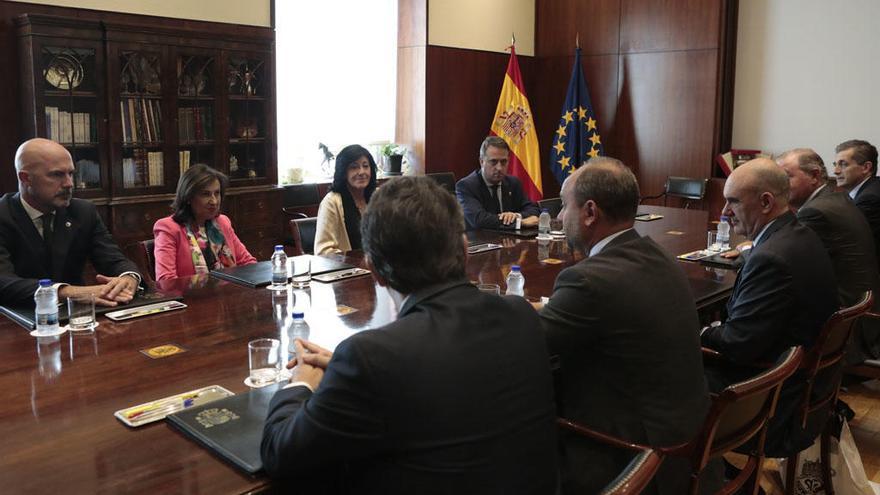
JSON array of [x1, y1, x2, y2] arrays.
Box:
[[732, 0, 880, 168], [428, 0, 535, 56], [6, 0, 271, 26]]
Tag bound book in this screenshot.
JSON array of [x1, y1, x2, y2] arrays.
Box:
[[210, 256, 354, 288], [166, 384, 282, 475]]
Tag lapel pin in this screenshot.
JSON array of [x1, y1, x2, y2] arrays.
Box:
[[65, 221, 71, 228]]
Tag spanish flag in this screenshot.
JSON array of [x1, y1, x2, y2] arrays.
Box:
[[490, 46, 542, 201]]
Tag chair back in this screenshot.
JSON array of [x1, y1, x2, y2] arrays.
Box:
[[695, 347, 803, 467], [600, 449, 663, 495], [426, 172, 456, 193], [796, 291, 873, 429], [538, 197, 562, 218], [125, 239, 156, 283], [665, 177, 707, 201], [283, 183, 321, 209], [289, 217, 318, 256]]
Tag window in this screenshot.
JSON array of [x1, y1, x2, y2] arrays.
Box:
[[275, 0, 398, 184]]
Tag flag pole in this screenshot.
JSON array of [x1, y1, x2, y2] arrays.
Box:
[[576, 32, 579, 49]]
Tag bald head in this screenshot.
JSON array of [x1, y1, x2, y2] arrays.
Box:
[[15, 138, 75, 212], [723, 158, 791, 240]]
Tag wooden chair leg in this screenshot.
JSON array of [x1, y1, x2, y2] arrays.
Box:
[[784, 451, 798, 495], [820, 429, 835, 495]]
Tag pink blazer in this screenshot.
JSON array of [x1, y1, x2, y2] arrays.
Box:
[[153, 214, 257, 281]]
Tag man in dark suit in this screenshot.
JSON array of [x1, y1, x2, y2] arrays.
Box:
[[540, 157, 711, 494], [261, 177, 557, 494], [701, 158, 838, 457], [0, 138, 139, 307], [455, 136, 540, 230], [778, 148, 880, 363], [834, 139, 880, 262]]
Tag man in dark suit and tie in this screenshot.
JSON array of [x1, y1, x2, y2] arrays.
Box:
[[540, 157, 711, 494], [0, 138, 140, 307], [455, 136, 540, 230], [778, 148, 880, 363], [701, 158, 838, 457], [834, 139, 880, 262], [261, 176, 558, 494]]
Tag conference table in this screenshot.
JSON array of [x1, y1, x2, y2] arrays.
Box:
[[0, 205, 735, 493]]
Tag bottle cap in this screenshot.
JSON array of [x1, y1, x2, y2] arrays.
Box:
[[541, 208, 549, 213], [511, 265, 521, 272], [292, 312, 304, 319], [274, 245, 284, 251], [38, 279, 52, 286], [720, 215, 729, 221]]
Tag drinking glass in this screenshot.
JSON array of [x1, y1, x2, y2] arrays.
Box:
[[477, 283, 501, 295], [291, 257, 311, 288], [248, 338, 281, 387], [67, 295, 96, 331]]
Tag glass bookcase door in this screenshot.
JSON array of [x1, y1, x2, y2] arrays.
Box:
[[118, 50, 166, 190], [40, 45, 103, 191], [177, 54, 217, 175], [226, 55, 269, 181]]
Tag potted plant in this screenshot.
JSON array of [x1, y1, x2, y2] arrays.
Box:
[[380, 143, 407, 175]]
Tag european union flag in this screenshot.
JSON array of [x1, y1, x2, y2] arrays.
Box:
[[549, 47, 604, 185]]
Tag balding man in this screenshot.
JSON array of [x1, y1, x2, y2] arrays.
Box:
[[778, 149, 880, 364], [0, 138, 140, 307], [702, 158, 837, 457], [541, 158, 711, 494]]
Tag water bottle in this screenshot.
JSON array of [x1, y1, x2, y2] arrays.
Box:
[[506, 265, 525, 296], [271, 245, 288, 287], [538, 208, 552, 239], [288, 312, 310, 360], [34, 279, 59, 335], [717, 216, 731, 250]]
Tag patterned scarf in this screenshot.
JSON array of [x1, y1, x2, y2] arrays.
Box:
[[185, 220, 236, 273]]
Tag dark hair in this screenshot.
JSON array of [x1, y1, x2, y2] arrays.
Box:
[[361, 176, 466, 294], [330, 145, 378, 250], [571, 157, 640, 223], [171, 164, 229, 224], [836, 139, 878, 174], [479, 135, 509, 161]]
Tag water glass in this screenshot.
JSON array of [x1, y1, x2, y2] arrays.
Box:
[[248, 338, 281, 387], [67, 295, 96, 331], [706, 230, 720, 252], [291, 257, 311, 288], [477, 283, 501, 295]]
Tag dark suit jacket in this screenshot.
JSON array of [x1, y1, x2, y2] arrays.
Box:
[[701, 212, 838, 456], [455, 170, 540, 230], [853, 175, 880, 263], [261, 281, 558, 495], [798, 186, 880, 363], [0, 193, 139, 307], [541, 230, 711, 495]]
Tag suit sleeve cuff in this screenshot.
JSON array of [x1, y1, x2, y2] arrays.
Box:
[[283, 380, 314, 392]]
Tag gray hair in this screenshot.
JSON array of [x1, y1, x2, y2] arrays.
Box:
[[778, 148, 827, 181], [361, 176, 466, 294], [570, 157, 640, 223], [479, 136, 509, 161]]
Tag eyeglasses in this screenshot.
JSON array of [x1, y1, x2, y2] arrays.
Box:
[[832, 160, 857, 169]]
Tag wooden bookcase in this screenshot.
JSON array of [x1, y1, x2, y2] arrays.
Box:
[[16, 13, 281, 261]]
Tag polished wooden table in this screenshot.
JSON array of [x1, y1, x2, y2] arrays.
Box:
[[0, 205, 733, 493]]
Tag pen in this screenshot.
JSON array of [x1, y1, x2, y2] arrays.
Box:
[[125, 393, 199, 418]]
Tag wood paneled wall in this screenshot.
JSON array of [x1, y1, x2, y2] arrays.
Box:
[[413, 0, 737, 205]]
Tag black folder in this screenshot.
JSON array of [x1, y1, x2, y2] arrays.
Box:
[[210, 256, 354, 288], [483, 227, 539, 238], [166, 384, 282, 475], [0, 291, 183, 330], [699, 252, 745, 270]]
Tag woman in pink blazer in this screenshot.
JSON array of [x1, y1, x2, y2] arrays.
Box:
[[153, 164, 256, 281]]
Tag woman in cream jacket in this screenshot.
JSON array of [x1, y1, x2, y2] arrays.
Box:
[[315, 144, 378, 255]]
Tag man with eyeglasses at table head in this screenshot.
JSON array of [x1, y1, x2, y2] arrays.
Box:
[[455, 135, 541, 230], [261, 176, 558, 494], [833, 139, 880, 263], [0, 138, 140, 308]]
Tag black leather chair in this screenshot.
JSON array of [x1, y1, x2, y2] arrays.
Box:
[[426, 172, 456, 193], [538, 197, 562, 218], [642, 176, 708, 209], [125, 239, 155, 283], [289, 217, 318, 256]]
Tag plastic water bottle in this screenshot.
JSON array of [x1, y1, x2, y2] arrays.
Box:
[[717, 216, 731, 250], [271, 245, 288, 287], [506, 265, 525, 296], [34, 279, 59, 335], [288, 312, 310, 359], [538, 208, 552, 239]]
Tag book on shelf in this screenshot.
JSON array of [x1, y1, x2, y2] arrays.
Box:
[[147, 151, 164, 186], [121, 97, 163, 144], [179, 150, 191, 174]]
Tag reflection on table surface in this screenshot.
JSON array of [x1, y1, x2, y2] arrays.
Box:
[[0, 205, 734, 493]]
